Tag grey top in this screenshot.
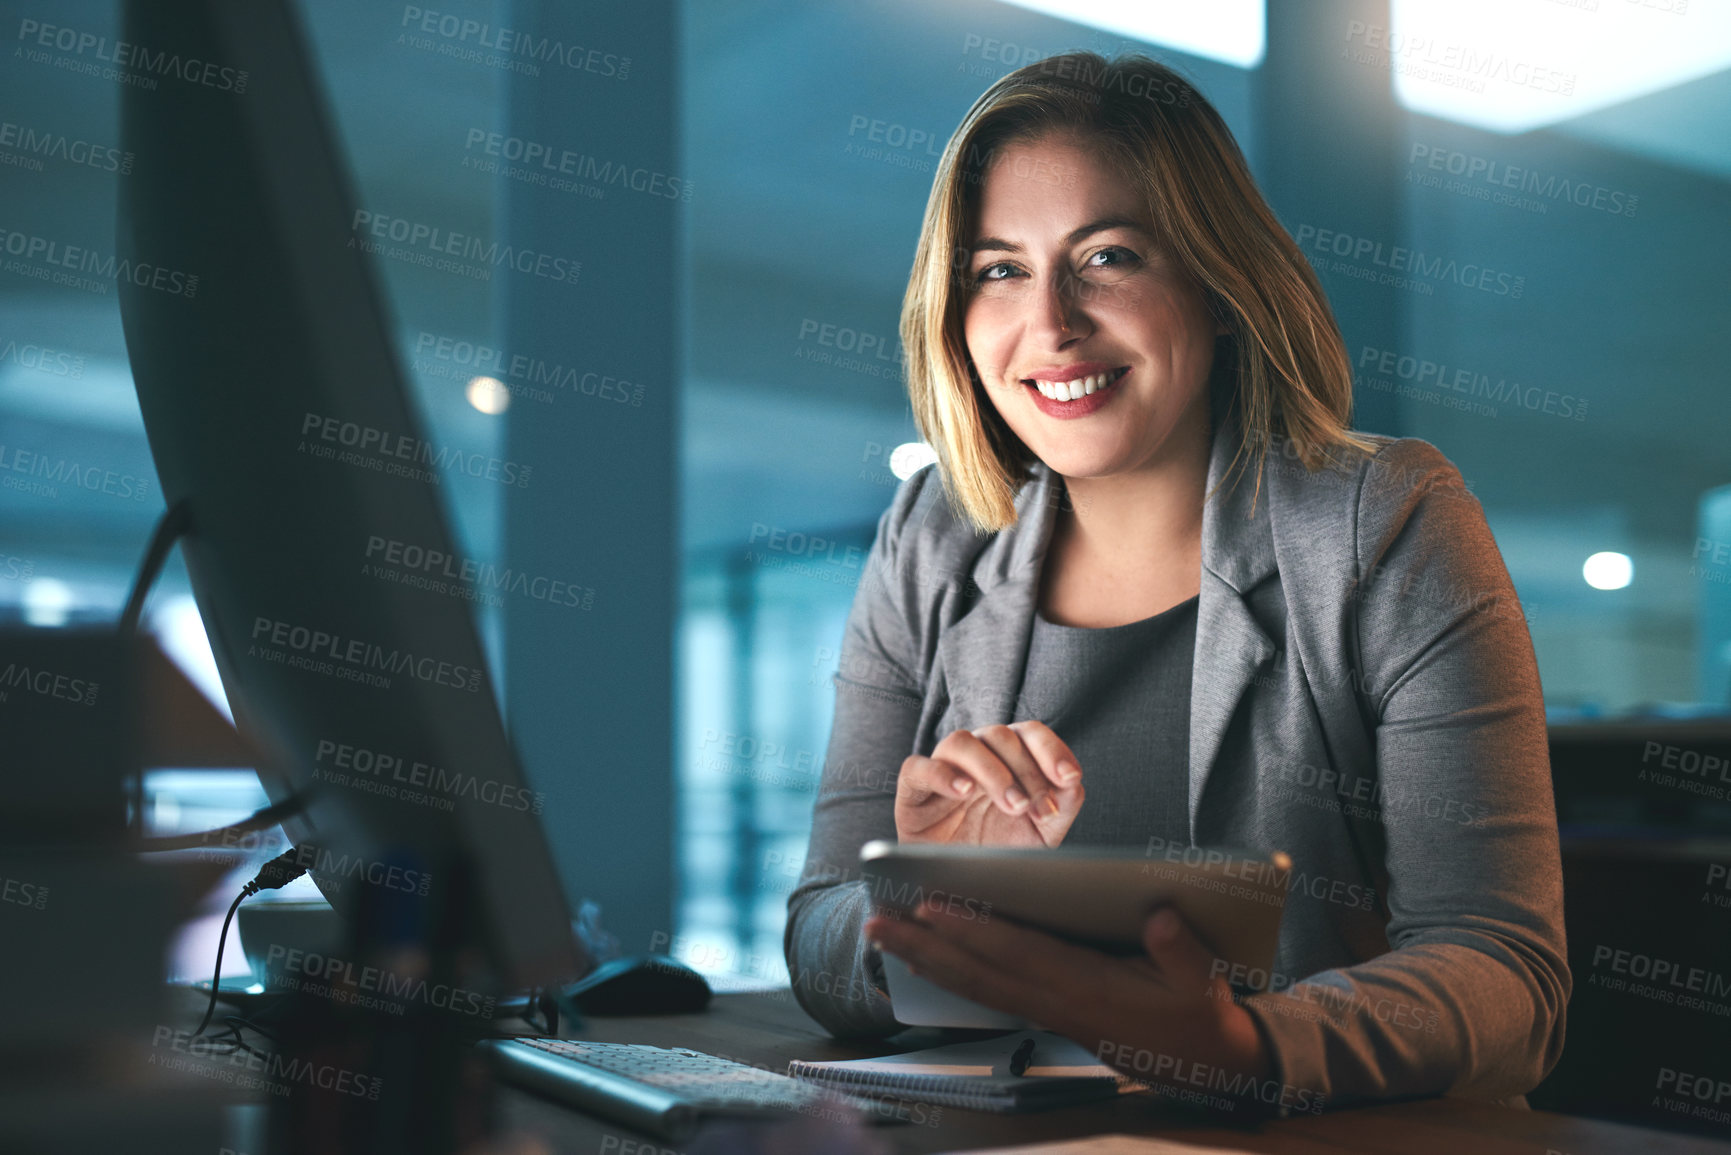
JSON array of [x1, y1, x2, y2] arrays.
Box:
[[782, 402, 1569, 1115], [1018, 597, 1196, 850]]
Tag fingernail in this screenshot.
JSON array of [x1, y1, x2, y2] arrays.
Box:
[[1039, 792, 1060, 817], [1056, 761, 1079, 784], [953, 776, 974, 795], [1003, 786, 1028, 811], [868, 938, 885, 952]]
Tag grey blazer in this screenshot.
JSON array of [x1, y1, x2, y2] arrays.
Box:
[[782, 404, 1570, 1113]]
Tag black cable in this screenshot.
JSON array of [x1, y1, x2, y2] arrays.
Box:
[[207, 1015, 275, 1059], [192, 889, 247, 1038], [521, 986, 557, 1035], [117, 498, 191, 839], [226, 1013, 277, 1042], [192, 847, 310, 1038], [118, 499, 191, 637]]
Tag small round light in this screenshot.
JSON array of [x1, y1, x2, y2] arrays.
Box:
[[22, 577, 74, 627], [1582, 552, 1632, 590], [889, 442, 938, 480], [466, 375, 510, 415]]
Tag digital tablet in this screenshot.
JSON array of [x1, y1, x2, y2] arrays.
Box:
[[859, 840, 1292, 1029]]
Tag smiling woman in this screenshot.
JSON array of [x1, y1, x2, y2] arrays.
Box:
[[784, 51, 1570, 1122], [902, 52, 1378, 537]]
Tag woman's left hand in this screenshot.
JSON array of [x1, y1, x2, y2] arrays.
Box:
[[862, 899, 1272, 1099]]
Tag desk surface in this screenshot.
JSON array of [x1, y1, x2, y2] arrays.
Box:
[[496, 990, 1731, 1155]]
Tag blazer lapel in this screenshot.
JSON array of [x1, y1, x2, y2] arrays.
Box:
[[1188, 408, 1279, 840], [932, 466, 1061, 731]]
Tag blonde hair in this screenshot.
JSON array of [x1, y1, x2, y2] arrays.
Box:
[[900, 52, 1376, 533]]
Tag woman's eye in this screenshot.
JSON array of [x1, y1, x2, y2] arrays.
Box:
[[1086, 246, 1139, 271], [973, 262, 1018, 284]]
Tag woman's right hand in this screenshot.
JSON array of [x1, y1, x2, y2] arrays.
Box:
[[894, 720, 1084, 847]]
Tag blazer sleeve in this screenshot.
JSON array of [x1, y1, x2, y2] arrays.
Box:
[[1238, 439, 1571, 1110], [781, 466, 939, 1038]]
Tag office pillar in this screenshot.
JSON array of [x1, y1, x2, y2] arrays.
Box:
[[724, 554, 760, 959], [1255, 0, 1402, 436], [499, 0, 679, 956]]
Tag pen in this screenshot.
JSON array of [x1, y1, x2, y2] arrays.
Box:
[[1008, 1036, 1036, 1077]]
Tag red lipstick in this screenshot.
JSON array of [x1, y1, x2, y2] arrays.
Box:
[[1024, 365, 1129, 419]]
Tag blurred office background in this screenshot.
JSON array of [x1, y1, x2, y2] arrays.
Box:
[[2, 0, 1729, 1063]]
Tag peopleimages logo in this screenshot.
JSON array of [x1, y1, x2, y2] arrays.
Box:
[[1407, 143, 1637, 218], [312, 738, 545, 815], [1356, 345, 1587, 422], [248, 615, 484, 694], [0, 118, 133, 175], [1342, 21, 1576, 97], [265, 943, 495, 1018], [1141, 838, 1378, 913], [150, 1026, 382, 1099], [0, 226, 198, 297], [286, 842, 432, 897], [462, 129, 690, 201], [412, 330, 645, 407], [1093, 1041, 1325, 1115], [299, 411, 531, 489], [0, 660, 99, 706], [15, 18, 250, 92], [0, 337, 84, 377], [364, 535, 594, 610], [397, 6, 630, 80], [1295, 224, 1524, 298], [349, 210, 581, 286], [2, 872, 49, 910], [0, 440, 153, 501]]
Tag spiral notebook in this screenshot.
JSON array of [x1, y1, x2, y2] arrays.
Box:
[[786, 1031, 1135, 1113]]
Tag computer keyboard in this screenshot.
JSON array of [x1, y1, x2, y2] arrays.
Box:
[[477, 1037, 885, 1141]]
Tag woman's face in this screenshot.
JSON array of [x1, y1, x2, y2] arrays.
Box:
[[961, 130, 1222, 483]]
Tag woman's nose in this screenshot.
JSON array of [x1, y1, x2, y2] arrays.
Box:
[[1031, 272, 1091, 342]]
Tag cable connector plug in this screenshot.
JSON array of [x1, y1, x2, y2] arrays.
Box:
[[243, 846, 308, 897]]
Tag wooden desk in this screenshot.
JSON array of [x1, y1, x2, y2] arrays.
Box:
[[498, 990, 1731, 1154]]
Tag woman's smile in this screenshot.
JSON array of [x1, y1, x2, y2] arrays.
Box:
[[1025, 365, 1130, 418]]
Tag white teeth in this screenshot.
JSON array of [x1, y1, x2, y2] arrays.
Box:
[[1033, 369, 1120, 402]]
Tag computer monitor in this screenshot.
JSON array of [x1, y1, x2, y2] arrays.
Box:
[[114, 0, 585, 991]]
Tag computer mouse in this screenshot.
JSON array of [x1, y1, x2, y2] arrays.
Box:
[[562, 953, 713, 1016]]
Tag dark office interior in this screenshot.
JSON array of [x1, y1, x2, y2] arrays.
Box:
[[2, 1, 1729, 1151]]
